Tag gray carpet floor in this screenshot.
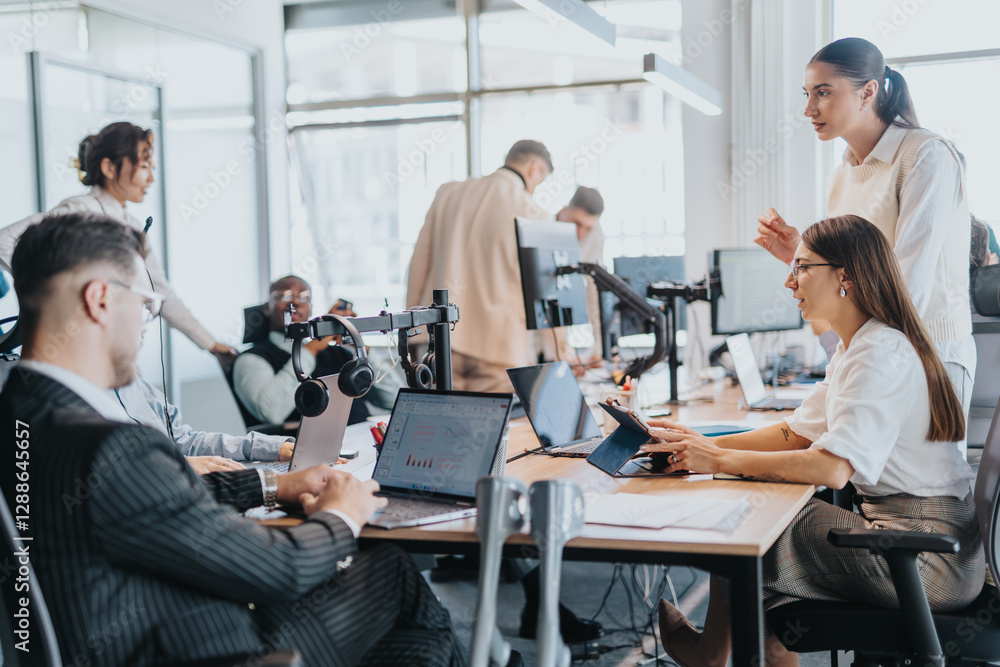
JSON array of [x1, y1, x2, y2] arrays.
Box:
[[428, 560, 837, 666]]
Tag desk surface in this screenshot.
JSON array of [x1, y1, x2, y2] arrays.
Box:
[[354, 383, 815, 558]]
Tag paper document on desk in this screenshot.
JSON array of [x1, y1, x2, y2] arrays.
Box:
[[584, 492, 751, 532]]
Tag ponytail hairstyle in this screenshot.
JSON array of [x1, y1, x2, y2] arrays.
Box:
[[77, 122, 154, 188], [801, 215, 964, 442], [810, 37, 919, 130]]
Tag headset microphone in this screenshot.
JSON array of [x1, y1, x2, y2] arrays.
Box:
[[143, 217, 153, 236]]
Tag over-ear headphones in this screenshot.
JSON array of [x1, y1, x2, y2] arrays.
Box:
[[398, 328, 434, 390], [292, 314, 373, 418]]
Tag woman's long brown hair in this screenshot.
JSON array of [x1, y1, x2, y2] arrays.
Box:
[[801, 215, 964, 441]]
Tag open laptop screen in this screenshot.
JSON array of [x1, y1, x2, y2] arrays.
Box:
[[507, 362, 602, 448], [375, 390, 511, 498], [726, 333, 768, 406]]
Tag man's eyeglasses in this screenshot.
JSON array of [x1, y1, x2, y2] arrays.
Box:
[[110, 280, 165, 323], [790, 261, 839, 280], [270, 289, 311, 305]]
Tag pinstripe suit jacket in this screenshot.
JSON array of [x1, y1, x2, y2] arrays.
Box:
[[0, 369, 358, 667]]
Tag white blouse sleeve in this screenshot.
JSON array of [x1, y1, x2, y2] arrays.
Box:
[[893, 139, 964, 318], [807, 338, 919, 486]]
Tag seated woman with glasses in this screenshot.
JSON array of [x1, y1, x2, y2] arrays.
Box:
[[646, 215, 983, 667], [232, 274, 368, 427]]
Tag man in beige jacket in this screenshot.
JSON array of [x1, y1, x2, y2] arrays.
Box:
[[406, 140, 553, 392]]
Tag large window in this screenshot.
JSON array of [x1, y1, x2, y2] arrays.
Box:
[[282, 0, 684, 331], [833, 1, 1000, 227]]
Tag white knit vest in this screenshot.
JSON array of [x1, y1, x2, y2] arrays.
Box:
[[826, 128, 972, 343]]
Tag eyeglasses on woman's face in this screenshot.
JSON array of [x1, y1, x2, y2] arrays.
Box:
[[790, 261, 839, 280]]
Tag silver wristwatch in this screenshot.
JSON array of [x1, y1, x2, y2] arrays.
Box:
[[262, 469, 279, 508]]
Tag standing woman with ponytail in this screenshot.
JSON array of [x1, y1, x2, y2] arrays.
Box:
[[649, 216, 982, 667], [0, 122, 236, 364], [756, 38, 975, 423]]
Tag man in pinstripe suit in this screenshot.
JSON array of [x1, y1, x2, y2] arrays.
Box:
[[0, 213, 468, 667]]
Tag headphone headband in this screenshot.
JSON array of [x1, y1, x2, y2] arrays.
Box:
[[319, 314, 367, 362]]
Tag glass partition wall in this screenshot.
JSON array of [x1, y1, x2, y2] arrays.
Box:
[[0, 4, 266, 403]]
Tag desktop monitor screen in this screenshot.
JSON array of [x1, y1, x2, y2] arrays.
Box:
[[515, 217, 589, 331], [612, 255, 687, 336], [710, 248, 803, 336]]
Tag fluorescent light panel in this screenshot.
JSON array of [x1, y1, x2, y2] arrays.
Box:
[[514, 0, 617, 47], [642, 53, 722, 116]]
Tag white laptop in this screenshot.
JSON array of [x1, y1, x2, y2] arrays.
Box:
[[246, 373, 352, 473], [368, 389, 512, 529], [507, 361, 606, 457], [726, 334, 803, 411]]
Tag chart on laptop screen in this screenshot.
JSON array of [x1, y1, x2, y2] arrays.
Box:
[[375, 392, 509, 496]]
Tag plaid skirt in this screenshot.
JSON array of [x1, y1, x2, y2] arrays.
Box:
[[762, 493, 985, 614]]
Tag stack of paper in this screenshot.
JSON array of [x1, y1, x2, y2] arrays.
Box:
[[584, 491, 751, 532]]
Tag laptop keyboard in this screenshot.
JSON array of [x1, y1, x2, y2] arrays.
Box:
[[559, 439, 603, 454], [246, 461, 290, 472], [379, 498, 469, 521]]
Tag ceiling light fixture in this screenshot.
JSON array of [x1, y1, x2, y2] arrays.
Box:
[[642, 53, 722, 116]]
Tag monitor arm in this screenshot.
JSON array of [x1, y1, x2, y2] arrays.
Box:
[[556, 263, 667, 384], [644, 269, 720, 403], [285, 288, 460, 391]]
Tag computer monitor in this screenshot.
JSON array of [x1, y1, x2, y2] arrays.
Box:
[[612, 256, 687, 336], [710, 248, 803, 336], [515, 217, 589, 330]]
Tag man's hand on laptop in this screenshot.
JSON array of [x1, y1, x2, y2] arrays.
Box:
[[296, 468, 388, 524]]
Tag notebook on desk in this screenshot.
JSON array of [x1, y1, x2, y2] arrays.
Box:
[[727, 333, 804, 411], [368, 389, 512, 529], [507, 361, 606, 457], [245, 373, 351, 473]]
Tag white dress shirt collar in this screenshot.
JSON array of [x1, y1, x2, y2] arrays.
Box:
[[842, 118, 907, 167], [18, 360, 130, 422], [268, 330, 294, 352]]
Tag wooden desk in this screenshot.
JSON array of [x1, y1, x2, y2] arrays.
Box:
[[356, 384, 816, 664]]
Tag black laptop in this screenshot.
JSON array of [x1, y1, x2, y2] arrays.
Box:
[[368, 389, 512, 529], [506, 362, 606, 457]]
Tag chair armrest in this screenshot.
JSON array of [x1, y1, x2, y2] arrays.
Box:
[[828, 528, 959, 554], [827, 528, 954, 666]]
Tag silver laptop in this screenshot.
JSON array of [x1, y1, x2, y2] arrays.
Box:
[[368, 389, 512, 529], [507, 362, 605, 457], [726, 334, 802, 411], [246, 373, 352, 472]]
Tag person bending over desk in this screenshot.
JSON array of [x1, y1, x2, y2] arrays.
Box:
[[645, 215, 983, 667], [756, 38, 975, 438], [233, 274, 369, 426], [0, 213, 466, 667], [0, 121, 236, 365]]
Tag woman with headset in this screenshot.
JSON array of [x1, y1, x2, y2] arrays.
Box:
[[756, 37, 974, 425], [0, 121, 236, 364]]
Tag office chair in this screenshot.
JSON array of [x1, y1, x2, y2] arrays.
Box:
[[766, 397, 1000, 666], [0, 314, 21, 355], [0, 493, 301, 667], [224, 303, 295, 436]]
